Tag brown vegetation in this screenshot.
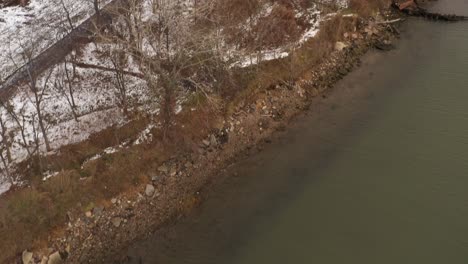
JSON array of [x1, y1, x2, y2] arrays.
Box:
[[0, 102, 224, 262], [0, 0, 28, 8], [349, 0, 392, 17]]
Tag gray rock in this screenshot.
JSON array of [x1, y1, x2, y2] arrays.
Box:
[[22, 250, 33, 264], [184, 161, 193, 168], [169, 167, 177, 177], [145, 184, 155, 196], [258, 118, 270, 129], [40, 256, 48, 264], [93, 206, 104, 216], [335, 41, 348, 51], [157, 165, 169, 174], [374, 41, 395, 51], [338, 67, 348, 75], [202, 139, 210, 147], [151, 175, 160, 182], [111, 217, 122, 227], [209, 134, 218, 146], [47, 252, 62, 264], [137, 193, 144, 202]]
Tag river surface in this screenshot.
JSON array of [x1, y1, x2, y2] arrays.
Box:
[[124, 1, 468, 263]]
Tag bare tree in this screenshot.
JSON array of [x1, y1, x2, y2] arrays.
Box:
[[0, 111, 12, 163], [6, 31, 54, 153], [53, 60, 80, 122], [24, 65, 53, 152], [11, 38, 53, 152], [0, 100, 32, 157], [0, 150, 12, 186], [0, 112, 13, 185], [108, 48, 130, 116], [30, 114, 41, 159], [60, 0, 75, 32], [95, 0, 228, 138], [87, 0, 101, 17]]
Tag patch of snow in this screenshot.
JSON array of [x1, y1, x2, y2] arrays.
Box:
[[319, 0, 349, 9], [298, 9, 322, 44], [231, 4, 324, 68], [81, 141, 132, 168], [0, 0, 112, 83], [134, 123, 157, 145], [233, 48, 290, 68], [42, 170, 59, 181], [0, 181, 11, 196]]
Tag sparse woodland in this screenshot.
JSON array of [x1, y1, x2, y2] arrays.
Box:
[[0, 0, 330, 189]]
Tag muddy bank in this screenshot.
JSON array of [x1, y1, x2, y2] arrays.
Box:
[[18, 11, 402, 264], [392, 0, 468, 21]]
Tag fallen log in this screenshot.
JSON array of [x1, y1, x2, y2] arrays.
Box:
[[392, 1, 468, 22], [73, 62, 145, 79], [376, 18, 405, 24]]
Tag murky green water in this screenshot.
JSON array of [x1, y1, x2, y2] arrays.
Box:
[[124, 1, 468, 263]]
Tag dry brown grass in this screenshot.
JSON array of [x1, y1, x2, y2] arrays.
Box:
[[0, 116, 156, 262], [227, 14, 358, 112], [207, 0, 312, 50], [0, 103, 222, 262], [349, 0, 392, 17], [250, 4, 304, 49], [0, 148, 167, 263]]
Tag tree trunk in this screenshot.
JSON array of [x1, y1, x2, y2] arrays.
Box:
[[0, 151, 12, 185], [36, 106, 51, 152], [161, 75, 175, 140]]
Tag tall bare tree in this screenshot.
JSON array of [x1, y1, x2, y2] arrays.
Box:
[[0, 99, 32, 157], [53, 60, 80, 122], [25, 66, 53, 152], [86, 0, 101, 17], [95, 0, 228, 137], [9, 36, 53, 152], [106, 46, 131, 116], [0, 112, 13, 186]]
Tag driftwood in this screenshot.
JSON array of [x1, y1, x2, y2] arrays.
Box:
[[392, 1, 468, 22], [376, 18, 405, 24], [73, 62, 145, 79]]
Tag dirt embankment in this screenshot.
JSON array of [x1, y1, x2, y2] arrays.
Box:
[[36, 14, 402, 264]]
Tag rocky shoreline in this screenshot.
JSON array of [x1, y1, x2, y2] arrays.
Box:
[[19, 10, 402, 264]]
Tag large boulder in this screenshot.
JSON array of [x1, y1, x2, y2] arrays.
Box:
[[145, 184, 155, 197], [47, 252, 63, 264], [335, 42, 348, 52], [374, 40, 395, 51], [40, 256, 48, 264], [157, 165, 169, 174], [22, 250, 33, 264], [111, 217, 122, 228]]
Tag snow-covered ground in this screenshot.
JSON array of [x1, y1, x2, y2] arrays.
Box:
[[0, 0, 112, 82], [0, 41, 151, 194]]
